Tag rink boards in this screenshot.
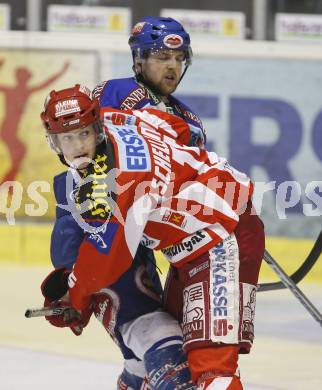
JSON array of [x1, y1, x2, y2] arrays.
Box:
[[0, 222, 321, 282]]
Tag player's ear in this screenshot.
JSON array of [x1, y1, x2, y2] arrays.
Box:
[[133, 57, 143, 75]]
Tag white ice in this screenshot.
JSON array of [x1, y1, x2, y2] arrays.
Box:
[[1, 264, 321, 390]]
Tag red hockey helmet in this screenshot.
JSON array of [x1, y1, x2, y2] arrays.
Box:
[[41, 84, 105, 154], [41, 84, 100, 134]]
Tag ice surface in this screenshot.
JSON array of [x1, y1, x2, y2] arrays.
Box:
[[1, 264, 321, 390]]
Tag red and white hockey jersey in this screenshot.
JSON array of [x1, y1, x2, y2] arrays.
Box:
[[69, 107, 253, 310]]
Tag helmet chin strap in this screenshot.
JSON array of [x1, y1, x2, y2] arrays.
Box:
[[178, 64, 189, 85]]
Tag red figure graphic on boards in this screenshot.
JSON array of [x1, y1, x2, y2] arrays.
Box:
[[0, 61, 69, 184]]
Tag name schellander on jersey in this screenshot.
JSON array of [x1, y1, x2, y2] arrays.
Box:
[[68, 108, 253, 311]]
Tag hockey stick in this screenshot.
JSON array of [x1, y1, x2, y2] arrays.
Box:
[[260, 249, 322, 327], [258, 230, 322, 292], [25, 306, 78, 318], [26, 233, 321, 323], [25, 306, 84, 334]]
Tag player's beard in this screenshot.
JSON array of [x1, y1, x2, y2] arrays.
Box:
[[141, 73, 179, 97], [158, 77, 178, 96]]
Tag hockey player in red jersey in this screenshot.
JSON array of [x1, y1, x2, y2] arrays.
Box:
[[47, 17, 206, 388], [41, 85, 194, 389], [41, 85, 265, 389]]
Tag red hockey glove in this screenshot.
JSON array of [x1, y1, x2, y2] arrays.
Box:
[[41, 268, 93, 336], [42, 297, 93, 336]]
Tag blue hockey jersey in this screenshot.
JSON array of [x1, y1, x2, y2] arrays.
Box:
[[93, 77, 205, 147]]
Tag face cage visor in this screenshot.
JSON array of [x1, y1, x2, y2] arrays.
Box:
[[133, 46, 193, 67], [46, 120, 105, 156]]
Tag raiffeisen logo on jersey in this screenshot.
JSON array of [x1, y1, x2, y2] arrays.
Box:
[[162, 210, 186, 228], [163, 34, 183, 49], [55, 99, 80, 118]]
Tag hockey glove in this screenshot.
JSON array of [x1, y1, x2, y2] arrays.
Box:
[[41, 268, 93, 336]]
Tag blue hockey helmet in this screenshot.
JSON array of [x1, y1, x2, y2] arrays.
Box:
[[129, 17, 192, 66]]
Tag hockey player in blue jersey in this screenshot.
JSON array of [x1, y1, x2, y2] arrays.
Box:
[[43, 17, 205, 389], [93, 16, 205, 146]]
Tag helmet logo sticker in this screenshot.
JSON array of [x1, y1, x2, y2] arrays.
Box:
[[132, 21, 146, 35], [55, 99, 80, 118], [62, 118, 80, 128], [163, 34, 183, 49]]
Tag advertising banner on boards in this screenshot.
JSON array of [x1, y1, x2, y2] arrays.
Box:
[[0, 4, 10, 31], [47, 5, 131, 34], [276, 13, 322, 42], [161, 9, 245, 39], [0, 49, 99, 220]]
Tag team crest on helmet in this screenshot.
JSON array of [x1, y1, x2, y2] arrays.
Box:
[[55, 99, 80, 118], [163, 34, 183, 49], [132, 21, 146, 35]]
